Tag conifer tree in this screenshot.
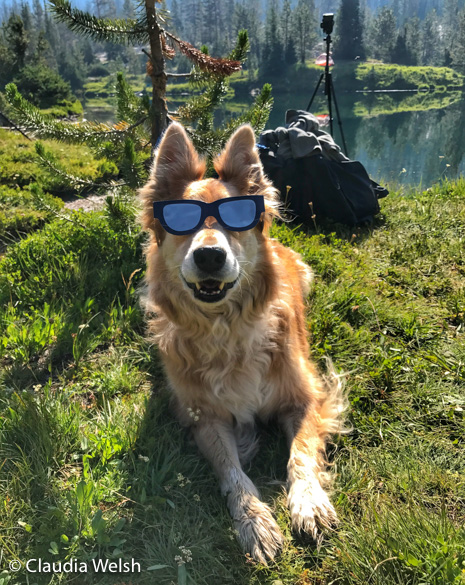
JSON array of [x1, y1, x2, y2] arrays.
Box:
[[281, 0, 297, 65], [261, 0, 285, 77], [4, 0, 273, 194], [5, 13, 28, 70], [7, 0, 245, 146], [32, 0, 44, 30], [292, 0, 317, 64], [333, 0, 366, 61], [369, 7, 396, 63], [421, 10, 441, 66], [392, 26, 412, 65], [405, 16, 421, 66], [451, 7, 465, 74]]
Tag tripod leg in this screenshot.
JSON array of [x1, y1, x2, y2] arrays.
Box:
[[326, 73, 334, 137], [329, 75, 349, 158], [307, 74, 324, 112]]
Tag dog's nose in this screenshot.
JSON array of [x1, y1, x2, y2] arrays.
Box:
[[193, 247, 227, 274]]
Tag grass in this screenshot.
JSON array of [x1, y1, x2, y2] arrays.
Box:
[[83, 74, 149, 98], [0, 177, 465, 584], [227, 61, 464, 97], [353, 62, 464, 91], [40, 100, 84, 119], [0, 129, 112, 196]]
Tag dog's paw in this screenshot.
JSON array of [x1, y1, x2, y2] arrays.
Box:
[[233, 498, 284, 564], [287, 479, 338, 539]]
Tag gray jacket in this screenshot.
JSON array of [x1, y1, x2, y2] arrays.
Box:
[[259, 109, 349, 162]]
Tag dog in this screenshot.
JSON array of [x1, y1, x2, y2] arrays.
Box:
[[139, 122, 345, 563]]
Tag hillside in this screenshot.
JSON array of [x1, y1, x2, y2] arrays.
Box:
[[1, 133, 464, 582]]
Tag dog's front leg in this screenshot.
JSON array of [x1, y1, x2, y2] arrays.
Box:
[[279, 406, 338, 539], [192, 418, 284, 563]]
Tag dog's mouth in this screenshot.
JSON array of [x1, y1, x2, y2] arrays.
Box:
[[184, 277, 238, 303]]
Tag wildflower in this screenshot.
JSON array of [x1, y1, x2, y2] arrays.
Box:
[[176, 473, 191, 487], [193, 494, 201, 502], [176, 546, 192, 564], [186, 407, 201, 422], [138, 455, 150, 463]]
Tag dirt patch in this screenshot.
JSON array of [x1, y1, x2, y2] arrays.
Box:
[[63, 193, 108, 212]]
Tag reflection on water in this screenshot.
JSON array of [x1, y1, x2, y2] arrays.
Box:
[[82, 100, 115, 125], [248, 89, 465, 188], [83, 89, 465, 188]]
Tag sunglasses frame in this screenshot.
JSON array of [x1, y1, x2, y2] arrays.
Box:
[[153, 195, 265, 235]]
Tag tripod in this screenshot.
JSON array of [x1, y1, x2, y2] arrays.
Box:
[[307, 32, 348, 157]]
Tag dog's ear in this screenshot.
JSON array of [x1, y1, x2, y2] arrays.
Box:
[[214, 125, 265, 194], [139, 122, 206, 233], [215, 125, 281, 235]]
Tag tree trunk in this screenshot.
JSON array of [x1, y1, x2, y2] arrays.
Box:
[[145, 0, 168, 149]]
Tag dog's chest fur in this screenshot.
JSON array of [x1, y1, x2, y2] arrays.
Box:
[[158, 305, 282, 424]]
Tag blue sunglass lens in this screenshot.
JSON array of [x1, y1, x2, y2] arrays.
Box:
[[218, 199, 257, 228], [163, 203, 202, 233]]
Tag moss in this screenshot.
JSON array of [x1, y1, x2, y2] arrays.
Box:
[[0, 128, 112, 194]]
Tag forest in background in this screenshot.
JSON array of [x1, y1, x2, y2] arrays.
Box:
[[1, 0, 465, 115]]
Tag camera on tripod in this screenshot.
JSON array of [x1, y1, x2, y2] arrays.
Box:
[[307, 12, 348, 155], [320, 13, 334, 35]]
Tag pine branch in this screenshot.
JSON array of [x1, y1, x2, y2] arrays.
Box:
[[0, 109, 33, 141], [160, 32, 175, 59], [5, 84, 146, 146], [188, 30, 249, 89], [228, 29, 250, 62], [119, 138, 147, 188], [48, 0, 149, 44], [116, 72, 150, 126], [35, 142, 126, 192], [163, 30, 242, 77], [178, 80, 228, 125], [178, 31, 254, 161], [227, 84, 273, 136]]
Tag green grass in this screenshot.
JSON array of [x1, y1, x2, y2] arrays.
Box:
[[83, 74, 149, 98], [40, 99, 84, 118], [1, 179, 465, 584], [353, 62, 464, 91], [228, 61, 464, 97], [0, 184, 65, 246], [0, 128, 117, 197]]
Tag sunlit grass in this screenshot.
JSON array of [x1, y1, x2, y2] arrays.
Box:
[[0, 180, 464, 584]]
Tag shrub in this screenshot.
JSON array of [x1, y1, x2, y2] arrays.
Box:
[[88, 64, 111, 78], [0, 184, 64, 240], [13, 64, 72, 108]]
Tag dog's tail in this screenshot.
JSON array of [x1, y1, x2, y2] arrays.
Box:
[[319, 357, 350, 438], [315, 358, 350, 488]]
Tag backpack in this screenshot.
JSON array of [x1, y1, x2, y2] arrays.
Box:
[[258, 124, 388, 227]]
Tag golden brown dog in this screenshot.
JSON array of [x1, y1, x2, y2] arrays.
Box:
[[139, 122, 345, 563]]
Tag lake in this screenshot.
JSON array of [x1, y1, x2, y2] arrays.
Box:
[[83, 87, 465, 189]]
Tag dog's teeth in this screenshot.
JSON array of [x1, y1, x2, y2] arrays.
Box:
[[218, 282, 225, 291], [195, 283, 201, 290]]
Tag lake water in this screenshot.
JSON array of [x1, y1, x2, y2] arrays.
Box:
[[83, 87, 465, 189]]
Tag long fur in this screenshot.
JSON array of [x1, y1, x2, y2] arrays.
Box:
[[139, 123, 346, 564]]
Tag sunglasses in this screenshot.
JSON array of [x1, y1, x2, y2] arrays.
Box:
[[153, 195, 265, 235]]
